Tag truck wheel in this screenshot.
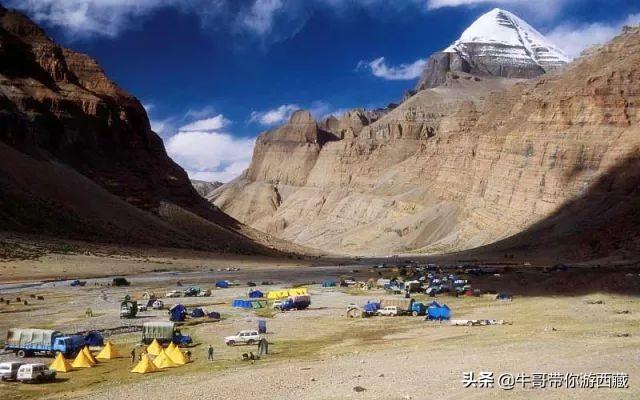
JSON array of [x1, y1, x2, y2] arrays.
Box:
[[247, 339, 255, 345], [226, 340, 235, 346], [17, 350, 26, 358], [412, 311, 418, 317]]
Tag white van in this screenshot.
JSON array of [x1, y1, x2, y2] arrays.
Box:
[[0, 362, 23, 381], [377, 306, 399, 316], [17, 363, 56, 383]]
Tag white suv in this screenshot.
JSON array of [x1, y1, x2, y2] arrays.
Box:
[[377, 306, 399, 316], [17, 364, 56, 383], [225, 330, 261, 346]]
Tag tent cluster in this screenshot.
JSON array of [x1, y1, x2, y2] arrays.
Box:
[[267, 287, 308, 300], [131, 339, 189, 374], [232, 299, 268, 309], [49, 342, 122, 373]]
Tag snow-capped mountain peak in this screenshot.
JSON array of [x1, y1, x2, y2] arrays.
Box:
[[444, 8, 570, 68]]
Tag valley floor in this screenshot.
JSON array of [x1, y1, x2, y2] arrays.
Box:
[[0, 250, 638, 400]]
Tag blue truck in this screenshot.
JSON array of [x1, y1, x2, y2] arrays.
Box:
[[5, 328, 84, 358], [410, 302, 427, 316], [278, 295, 311, 311]]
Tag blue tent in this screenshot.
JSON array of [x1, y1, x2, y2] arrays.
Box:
[[249, 290, 264, 298], [426, 303, 451, 320], [169, 304, 187, 321], [208, 311, 221, 319], [84, 331, 104, 347], [363, 301, 380, 313], [191, 307, 205, 318], [232, 299, 253, 308], [216, 281, 229, 288]]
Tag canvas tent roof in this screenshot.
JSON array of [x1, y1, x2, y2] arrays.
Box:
[[131, 354, 159, 374], [50, 352, 73, 372], [147, 339, 163, 356], [96, 341, 121, 359], [71, 349, 94, 368], [168, 346, 188, 365], [153, 348, 178, 369], [82, 346, 98, 365]]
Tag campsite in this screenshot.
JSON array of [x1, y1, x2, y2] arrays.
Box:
[[1, 252, 639, 399]]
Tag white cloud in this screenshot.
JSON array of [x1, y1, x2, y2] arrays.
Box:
[[249, 104, 300, 126], [237, 0, 284, 35], [165, 119, 255, 183], [179, 115, 230, 132], [426, 0, 572, 20], [358, 57, 426, 80], [248, 101, 347, 126], [546, 13, 640, 59]]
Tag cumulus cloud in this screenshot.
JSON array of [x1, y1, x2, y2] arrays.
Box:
[[426, 0, 572, 20], [249, 104, 299, 126], [237, 0, 284, 35], [546, 13, 640, 59], [178, 115, 230, 132], [166, 129, 255, 183], [357, 57, 426, 80], [249, 101, 346, 126]]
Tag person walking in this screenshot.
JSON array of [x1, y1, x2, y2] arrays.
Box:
[[207, 344, 214, 361], [130, 348, 136, 364]]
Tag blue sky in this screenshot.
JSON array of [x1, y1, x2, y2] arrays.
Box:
[[7, 0, 640, 181]]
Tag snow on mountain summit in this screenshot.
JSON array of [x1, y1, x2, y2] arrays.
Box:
[[444, 8, 570, 68]]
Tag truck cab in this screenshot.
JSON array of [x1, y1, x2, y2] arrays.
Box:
[[52, 336, 83, 356]]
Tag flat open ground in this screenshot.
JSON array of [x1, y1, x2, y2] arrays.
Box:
[[0, 251, 639, 400]]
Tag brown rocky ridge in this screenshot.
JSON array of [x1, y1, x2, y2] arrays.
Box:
[[212, 21, 640, 261]]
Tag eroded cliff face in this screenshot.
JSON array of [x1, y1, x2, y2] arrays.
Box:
[[212, 27, 640, 258], [0, 7, 295, 255]]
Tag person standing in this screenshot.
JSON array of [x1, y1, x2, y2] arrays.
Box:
[[207, 344, 214, 361], [130, 348, 136, 364]]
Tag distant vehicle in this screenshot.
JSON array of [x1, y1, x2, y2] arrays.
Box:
[[152, 300, 164, 310], [272, 300, 283, 309], [120, 300, 138, 319], [5, 329, 84, 358], [166, 290, 181, 298], [17, 364, 56, 383], [70, 280, 86, 287], [112, 277, 130, 287], [197, 289, 211, 297], [377, 306, 399, 316], [0, 362, 24, 381], [410, 302, 426, 316], [141, 322, 192, 345], [183, 287, 201, 297], [278, 295, 311, 311], [225, 330, 260, 346]]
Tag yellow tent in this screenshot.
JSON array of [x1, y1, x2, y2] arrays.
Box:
[[166, 342, 177, 355], [146, 339, 163, 356], [168, 346, 188, 365], [50, 352, 73, 372], [71, 349, 94, 368], [96, 341, 121, 360], [82, 346, 98, 365], [153, 349, 177, 369], [131, 354, 159, 374]]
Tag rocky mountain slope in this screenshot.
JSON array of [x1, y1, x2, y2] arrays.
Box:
[[0, 6, 297, 255], [191, 180, 223, 198], [415, 8, 569, 91], [212, 18, 640, 260]]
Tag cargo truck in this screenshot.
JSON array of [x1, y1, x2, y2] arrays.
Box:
[[5, 329, 84, 358], [277, 294, 311, 311], [141, 322, 192, 345]]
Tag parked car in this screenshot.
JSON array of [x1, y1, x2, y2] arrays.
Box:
[[0, 362, 23, 381], [197, 289, 212, 297], [165, 290, 181, 298], [225, 330, 261, 346], [377, 306, 399, 316], [17, 364, 56, 383], [271, 300, 283, 309], [112, 277, 130, 287], [152, 300, 164, 310]]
